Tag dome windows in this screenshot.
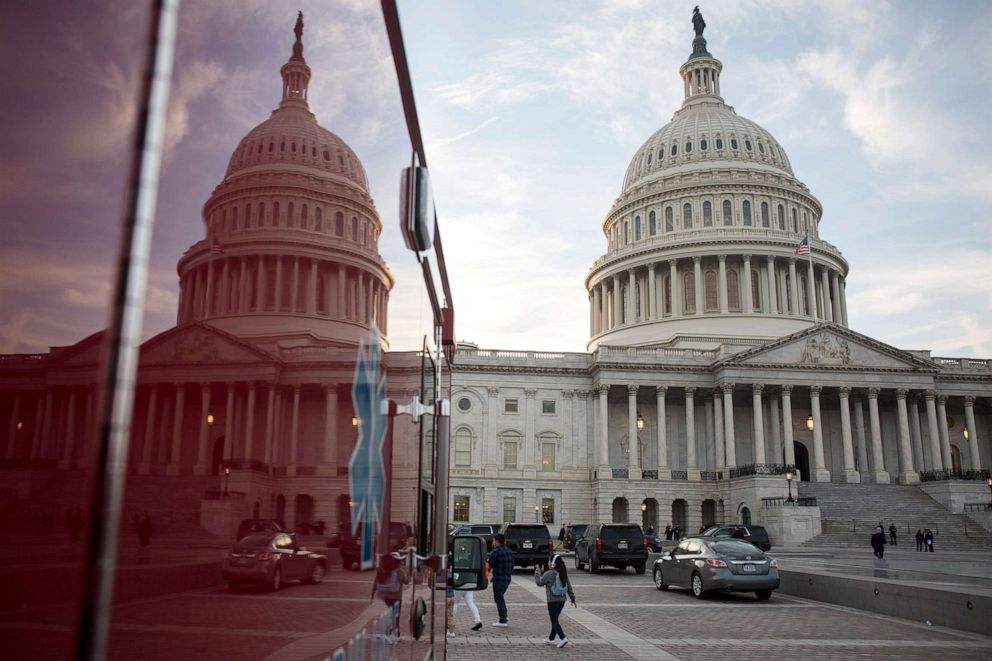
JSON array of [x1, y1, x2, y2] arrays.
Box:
[[671, 144, 678, 157], [700, 138, 708, 151], [335, 211, 344, 236], [646, 152, 652, 165], [273, 201, 280, 227], [323, 149, 330, 161], [658, 146, 665, 162], [665, 207, 674, 232], [649, 210, 657, 235], [777, 204, 785, 230], [635, 215, 642, 240], [315, 207, 323, 232], [297, 204, 305, 229], [703, 201, 712, 226], [760, 201, 769, 228], [685, 140, 693, 153], [268, 141, 275, 153], [280, 141, 286, 152], [730, 137, 739, 150], [311, 146, 317, 158], [728, 270, 741, 310], [682, 203, 693, 229], [722, 200, 732, 226], [257, 143, 264, 154], [715, 137, 724, 150], [742, 200, 752, 226], [291, 142, 297, 153], [351, 216, 359, 241], [791, 208, 798, 233], [744, 139, 753, 151], [757, 141, 765, 154]]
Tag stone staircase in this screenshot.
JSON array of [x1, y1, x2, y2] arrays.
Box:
[[797, 481, 992, 551]]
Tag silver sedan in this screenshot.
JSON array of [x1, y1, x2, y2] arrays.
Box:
[[652, 537, 779, 600]]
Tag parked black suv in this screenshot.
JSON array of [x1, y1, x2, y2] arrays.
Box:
[[575, 523, 648, 574], [452, 523, 500, 550], [500, 523, 553, 569], [699, 524, 771, 551], [563, 524, 588, 551]]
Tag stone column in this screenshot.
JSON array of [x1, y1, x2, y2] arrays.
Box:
[[703, 396, 714, 471], [308, 259, 318, 315], [693, 257, 703, 315], [524, 388, 537, 471], [806, 260, 816, 319], [290, 257, 300, 313], [685, 387, 698, 478], [264, 385, 276, 466], [924, 391, 943, 472], [611, 276, 621, 327], [769, 394, 781, 463], [223, 383, 234, 464], [751, 384, 765, 464], [781, 386, 796, 469], [237, 257, 247, 313], [600, 282, 609, 330], [741, 255, 754, 314], [245, 383, 256, 461], [627, 385, 640, 478], [669, 260, 681, 318], [195, 383, 212, 475], [895, 389, 919, 484], [820, 268, 832, 322], [713, 388, 725, 469], [656, 386, 670, 479], [139, 385, 158, 474], [964, 396, 981, 470], [337, 265, 347, 319], [718, 255, 728, 314], [167, 384, 186, 475], [487, 386, 499, 469], [765, 257, 778, 314], [853, 396, 869, 476], [598, 384, 611, 478], [274, 257, 283, 311], [788, 259, 799, 315], [867, 388, 890, 483], [722, 384, 736, 468], [289, 385, 301, 473], [908, 395, 926, 471], [831, 272, 843, 322], [221, 259, 230, 313], [936, 395, 952, 470], [838, 386, 859, 482], [840, 278, 849, 326], [809, 385, 830, 482], [647, 264, 657, 320], [255, 256, 266, 311], [627, 270, 636, 323], [323, 385, 338, 466]]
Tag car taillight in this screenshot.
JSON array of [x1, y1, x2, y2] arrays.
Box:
[[643, 538, 648, 550], [596, 538, 602, 551], [548, 538, 553, 550], [769, 559, 779, 568], [706, 559, 727, 568]]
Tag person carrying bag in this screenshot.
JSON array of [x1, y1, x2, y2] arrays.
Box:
[[535, 553, 576, 648]]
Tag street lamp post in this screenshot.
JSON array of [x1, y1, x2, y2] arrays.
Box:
[[641, 501, 647, 529], [534, 505, 540, 523], [223, 466, 230, 497], [785, 470, 794, 503]]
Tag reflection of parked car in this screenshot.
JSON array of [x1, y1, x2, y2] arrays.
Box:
[[452, 524, 499, 550], [236, 519, 284, 541], [699, 525, 771, 551], [653, 537, 779, 600], [222, 532, 327, 591], [574, 523, 648, 574], [563, 524, 588, 551], [336, 521, 413, 570]]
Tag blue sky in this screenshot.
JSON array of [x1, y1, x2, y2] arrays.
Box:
[[1, 1, 990, 358]]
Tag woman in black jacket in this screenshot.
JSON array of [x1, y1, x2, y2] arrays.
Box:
[[871, 526, 886, 558]]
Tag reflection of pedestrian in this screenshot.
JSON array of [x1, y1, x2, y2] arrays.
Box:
[[888, 524, 897, 546], [871, 526, 886, 559], [372, 553, 407, 636], [138, 512, 152, 547], [915, 529, 924, 552], [924, 528, 935, 553]]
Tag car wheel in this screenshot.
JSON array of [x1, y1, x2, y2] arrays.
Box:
[[269, 567, 282, 592], [589, 557, 599, 574], [635, 562, 646, 575], [306, 562, 326, 584], [575, 554, 584, 570], [755, 590, 772, 601], [653, 567, 668, 591], [691, 573, 706, 599], [227, 580, 240, 591]]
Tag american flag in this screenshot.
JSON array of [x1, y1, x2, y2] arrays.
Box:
[[210, 238, 224, 255], [793, 235, 810, 256]]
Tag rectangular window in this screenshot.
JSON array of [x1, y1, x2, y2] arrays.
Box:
[[502, 497, 517, 523], [503, 442, 517, 469], [455, 432, 471, 467], [504, 398, 518, 413], [542, 400, 556, 414], [541, 497, 555, 524], [453, 495, 470, 522], [542, 443, 556, 472]]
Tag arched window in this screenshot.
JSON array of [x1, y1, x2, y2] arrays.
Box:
[[665, 207, 674, 232], [791, 208, 798, 233], [323, 149, 330, 161], [751, 271, 761, 311], [723, 200, 732, 226], [803, 211, 809, 233], [745, 139, 753, 151], [728, 269, 740, 310], [682, 203, 693, 229], [758, 141, 765, 154], [703, 201, 712, 226], [683, 272, 696, 313], [298, 204, 306, 229], [751, 269, 762, 310], [646, 151, 652, 165], [731, 137, 739, 150], [315, 207, 323, 232], [454, 428, 472, 467], [257, 143, 263, 154], [351, 216, 358, 241], [272, 202, 280, 227], [335, 211, 344, 236], [742, 200, 752, 226], [635, 216, 642, 240], [649, 210, 657, 235], [704, 269, 718, 311], [760, 202, 769, 227], [777, 204, 785, 230], [268, 141, 274, 153], [624, 220, 630, 244], [685, 140, 693, 153], [715, 137, 724, 150], [663, 275, 672, 314], [671, 144, 678, 156], [291, 142, 297, 153], [658, 146, 665, 162], [700, 138, 708, 151], [280, 141, 285, 152]]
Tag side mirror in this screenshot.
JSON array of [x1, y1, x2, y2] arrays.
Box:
[[451, 535, 489, 591]]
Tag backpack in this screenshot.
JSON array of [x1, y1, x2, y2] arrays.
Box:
[[549, 572, 568, 597]]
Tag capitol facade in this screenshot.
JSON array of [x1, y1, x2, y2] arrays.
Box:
[[447, 20, 992, 539]]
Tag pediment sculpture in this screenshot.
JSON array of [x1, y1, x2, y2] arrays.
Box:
[[799, 332, 851, 366], [174, 334, 222, 363]]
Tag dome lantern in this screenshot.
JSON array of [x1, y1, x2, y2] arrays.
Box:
[[279, 11, 312, 111], [680, 7, 723, 106]]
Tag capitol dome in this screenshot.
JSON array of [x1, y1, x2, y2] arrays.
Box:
[[585, 15, 849, 351]]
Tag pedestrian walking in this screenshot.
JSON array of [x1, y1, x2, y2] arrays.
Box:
[[372, 553, 408, 637], [672, 525, 681, 541], [871, 525, 886, 559], [888, 524, 897, 546], [488, 533, 513, 627], [924, 528, 935, 552], [445, 564, 455, 638], [915, 529, 924, 552], [535, 553, 576, 648], [645, 525, 654, 537], [664, 524, 673, 541]]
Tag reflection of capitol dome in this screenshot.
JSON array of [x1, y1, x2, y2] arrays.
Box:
[[176, 13, 392, 349], [585, 24, 849, 351]]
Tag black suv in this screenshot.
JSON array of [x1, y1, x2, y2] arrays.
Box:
[[452, 523, 499, 550], [575, 523, 648, 574], [500, 523, 553, 569], [700, 525, 771, 551], [564, 524, 588, 551]]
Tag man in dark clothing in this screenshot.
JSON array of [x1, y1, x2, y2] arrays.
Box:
[[871, 526, 886, 559], [488, 533, 513, 627], [924, 528, 935, 552], [915, 529, 924, 552], [888, 524, 897, 545], [664, 525, 673, 540], [672, 525, 681, 541]]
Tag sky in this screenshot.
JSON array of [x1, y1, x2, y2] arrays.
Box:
[[1, 0, 991, 358]]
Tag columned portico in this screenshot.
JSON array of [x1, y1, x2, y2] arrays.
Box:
[[895, 389, 919, 484], [685, 387, 698, 480], [838, 386, 859, 482], [809, 385, 830, 482], [656, 386, 670, 479], [867, 387, 890, 484]]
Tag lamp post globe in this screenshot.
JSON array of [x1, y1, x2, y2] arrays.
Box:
[[785, 470, 794, 503]]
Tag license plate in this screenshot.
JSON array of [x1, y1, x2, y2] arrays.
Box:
[[743, 564, 756, 572], [522, 541, 533, 549], [617, 541, 628, 549]]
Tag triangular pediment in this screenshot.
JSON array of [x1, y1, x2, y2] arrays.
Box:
[[49, 330, 106, 367], [140, 322, 279, 366], [720, 323, 936, 371]]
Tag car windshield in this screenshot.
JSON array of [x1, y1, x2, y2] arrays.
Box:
[[506, 525, 546, 538], [601, 527, 642, 542], [238, 534, 273, 547], [570, 525, 587, 536], [711, 540, 761, 555], [470, 526, 492, 534]]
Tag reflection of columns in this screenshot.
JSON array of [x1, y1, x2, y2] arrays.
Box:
[[809, 385, 830, 482], [627, 385, 640, 476], [895, 389, 919, 484], [742, 255, 754, 313], [751, 384, 765, 464], [853, 396, 869, 476], [788, 259, 799, 315], [867, 388, 890, 483], [289, 385, 301, 472], [765, 256, 778, 314], [718, 255, 728, 314], [139, 385, 158, 474], [647, 264, 657, 320], [936, 395, 952, 470], [721, 384, 736, 468], [924, 391, 943, 471], [656, 386, 669, 477], [323, 385, 338, 465], [168, 384, 186, 475], [195, 383, 211, 474], [781, 386, 795, 469], [685, 387, 697, 475], [598, 385, 611, 477], [964, 396, 981, 470], [245, 383, 256, 461], [838, 386, 859, 482], [769, 394, 781, 463], [713, 389, 725, 469], [264, 385, 276, 466], [909, 395, 925, 471], [223, 382, 234, 463], [693, 257, 703, 315]]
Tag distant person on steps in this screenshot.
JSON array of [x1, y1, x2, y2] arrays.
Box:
[[871, 526, 886, 559]]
